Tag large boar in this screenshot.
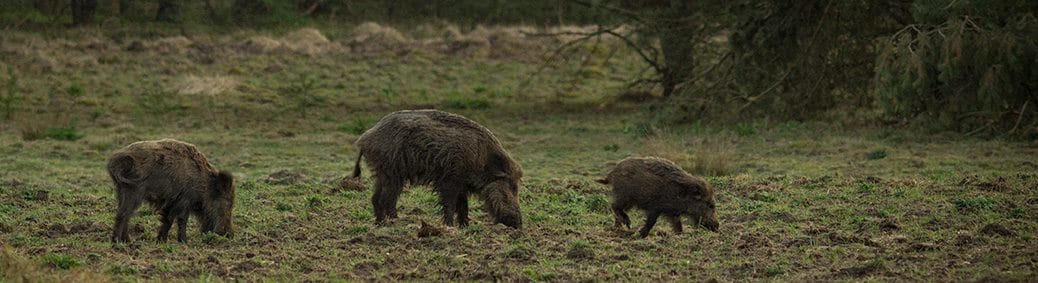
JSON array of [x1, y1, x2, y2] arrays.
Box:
[[597, 157, 719, 238], [107, 139, 235, 243], [352, 109, 523, 228]]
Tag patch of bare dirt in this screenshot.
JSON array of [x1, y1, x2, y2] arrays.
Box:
[[980, 223, 1016, 237], [836, 262, 884, 277], [68, 220, 104, 233], [902, 242, 939, 252], [736, 232, 773, 251], [879, 217, 900, 231]]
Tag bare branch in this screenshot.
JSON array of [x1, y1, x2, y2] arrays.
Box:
[[600, 29, 663, 75], [303, 0, 326, 16], [1007, 99, 1030, 135]]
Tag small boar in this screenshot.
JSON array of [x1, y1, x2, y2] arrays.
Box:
[[597, 157, 719, 238], [107, 139, 235, 243], [352, 109, 523, 228]]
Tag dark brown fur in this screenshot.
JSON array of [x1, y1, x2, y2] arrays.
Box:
[[597, 157, 719, 238], [107, 139, 235, 243], [353, 110, 523, 228]]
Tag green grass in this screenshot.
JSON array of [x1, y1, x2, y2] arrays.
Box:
[[42, 253, 81, 270], [0, 26, 1036, 282]]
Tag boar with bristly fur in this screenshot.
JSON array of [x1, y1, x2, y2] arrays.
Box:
[[107, 139, 235, 243], [597, 157, 719, 238], [352, 109, 523, 228]]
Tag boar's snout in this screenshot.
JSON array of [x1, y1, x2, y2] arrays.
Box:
[[496, 211, 522, 229], [701, 212, 720, 232], [218, 229, 234, 238], [703, 220, 719, 232]]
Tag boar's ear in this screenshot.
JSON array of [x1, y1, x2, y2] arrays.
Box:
[[212, 171, 235, 196]]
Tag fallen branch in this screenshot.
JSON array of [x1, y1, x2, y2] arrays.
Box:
[[1007, 99, 1030, 135]]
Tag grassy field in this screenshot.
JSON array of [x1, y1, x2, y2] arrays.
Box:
[[1, 26, 1036, 281]]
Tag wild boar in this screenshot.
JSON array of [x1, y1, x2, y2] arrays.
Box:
[[107, 139, 235, 243], [597, 157, 719, 238], [352, 109, 523, 228]]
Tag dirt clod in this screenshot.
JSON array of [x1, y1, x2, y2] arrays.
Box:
[[903, 242, 939, 252], [338, 177, 367, 192], [879, 218, 900, 231], [5, 178, 25, 188], [68, 220, 101, 233], [416, 221, 443, 238], [836, 262, 883, 277], [565, 245, 594, 260], [27, 190, 49, 201], [980, 223, 1015, 237], [42, 223, 67, 237]]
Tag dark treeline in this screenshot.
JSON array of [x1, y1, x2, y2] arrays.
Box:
[[2, 0, 1035, 137], [1, 0, 615, 26], [596, 0, 1035, 137]]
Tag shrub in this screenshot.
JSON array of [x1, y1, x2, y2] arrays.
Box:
[[1, 66, 20, 120], [874, 0, 1038, 136], [644, 137, 735, 176]]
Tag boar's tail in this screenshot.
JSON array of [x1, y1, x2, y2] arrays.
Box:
[[352, 152, 363, 178], [595, 178, 609, 185], [107, 154, 143, 185]]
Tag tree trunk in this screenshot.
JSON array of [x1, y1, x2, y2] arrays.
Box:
[[118, 0, 132, 16], [71, 0, 98, 26], [655, 2, 696, 97], [156, 0, 180, 22]]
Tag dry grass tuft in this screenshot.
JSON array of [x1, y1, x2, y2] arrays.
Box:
[[280, 28, 341, 55], [175, 75, 239, 96], [239, 36, 283, 53], [347, 22, 411, 53], [643, 137, 736, 176]]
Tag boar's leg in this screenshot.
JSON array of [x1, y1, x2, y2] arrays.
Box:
[[666, 214, 683, 234], [434, 181, 463, 226], [112, 184, 143, 243], [157, 209, 174, 242], [638, 210, 663, 238], [456, 193, 469, 227], [175, 212, 189, 242], [372, 176, 403, 224], [612, 203, 631, 229]]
